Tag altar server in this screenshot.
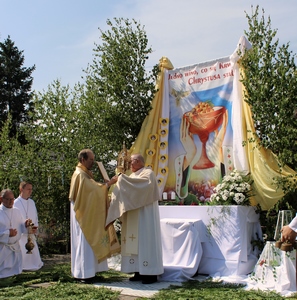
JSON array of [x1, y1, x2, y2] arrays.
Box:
[[14, 181, 43, 271], [0, 189, 34, 278]]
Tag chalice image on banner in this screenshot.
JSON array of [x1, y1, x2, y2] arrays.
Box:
[[184, 102, 226, 169]]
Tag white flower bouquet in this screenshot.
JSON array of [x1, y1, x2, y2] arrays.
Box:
[[210, 169, 253, 206]]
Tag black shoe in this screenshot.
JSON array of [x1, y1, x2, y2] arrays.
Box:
[[142, 275, 158, 284], [75, 277, 95, 284], [129, 272, 143, 281]]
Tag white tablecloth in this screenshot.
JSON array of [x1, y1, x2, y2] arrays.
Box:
[[159, 218, 203, 282], [159, 206, 262, 276], [246, 241, 296, 294]]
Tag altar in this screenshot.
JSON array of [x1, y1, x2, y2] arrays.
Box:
[[159, 205, 262, 278], [159, 218, 203, 281]]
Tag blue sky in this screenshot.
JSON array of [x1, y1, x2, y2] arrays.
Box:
[[1, 0, 296, 92]]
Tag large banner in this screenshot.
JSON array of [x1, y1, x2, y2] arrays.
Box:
[[131, 37, 294, 210], [163, 56, 237, 204]]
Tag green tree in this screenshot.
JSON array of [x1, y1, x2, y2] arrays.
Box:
[[240, 6, 297, 240], [21, 80, 84, 253], [0, 18, 159, 253], [240, 6, 297, 170], [0, 80, 82, 253], [83, 18, 158, 160], [0, 36, 35, 144]]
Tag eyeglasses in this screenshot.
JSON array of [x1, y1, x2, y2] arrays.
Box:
[[131, 159, 138, 163], [2, 197, 15, 201]]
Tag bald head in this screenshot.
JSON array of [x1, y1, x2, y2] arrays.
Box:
[[130, 154, 145, 172], [78, 149, 95, 170]]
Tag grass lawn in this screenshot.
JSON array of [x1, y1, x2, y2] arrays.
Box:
[[0, 260, 296, 299]]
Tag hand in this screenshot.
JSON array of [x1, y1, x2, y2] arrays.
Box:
[[214, 110, 228, 164], [107, 175, 119, 187], [180, 117, 196, 170], [281, 225, 297, 242], [25, 219, 33, 228], [9, 228, 17, 237], [31, 226, 38, 234]]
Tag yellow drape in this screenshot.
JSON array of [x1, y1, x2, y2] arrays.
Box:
[[241, 66, 296, 210], [129, 57, 173, 177]]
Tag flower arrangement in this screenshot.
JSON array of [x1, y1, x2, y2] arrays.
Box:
[[210, 169, 253, 206]]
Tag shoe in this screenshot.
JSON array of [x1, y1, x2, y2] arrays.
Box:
[[129, 272, 143, 281], [142, 275, 157, 284], [75, 277, 95, 284]]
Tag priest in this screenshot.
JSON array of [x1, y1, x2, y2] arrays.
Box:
[[69, 149, 120, 283], [106, 153, 163, 284]]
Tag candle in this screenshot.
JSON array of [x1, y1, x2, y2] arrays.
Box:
[[162, 192, 167, 200], [171, 191, 175, 200]]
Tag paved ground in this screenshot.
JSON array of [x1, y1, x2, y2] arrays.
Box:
[[94, 279, 182, 299], [42, 254, 181, 299]]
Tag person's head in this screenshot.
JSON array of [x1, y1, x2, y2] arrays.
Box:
[[19, 181, 33, 200], [0, 189, 15, 209], [130, 154, 145, 173], [78, 149, 95, 170]]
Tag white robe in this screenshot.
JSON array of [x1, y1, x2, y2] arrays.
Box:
[[0, 205, 26, 278], [107, 167, 163, 276], [120, 201, 164, 275], [70, 201, 108, 278], [289, 216, 297, 232], [14, 196, 43, 271]]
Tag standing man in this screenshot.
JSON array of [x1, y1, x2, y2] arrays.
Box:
[[14, 181, 43, 271], [106, 153, 163, 284], [69, 149, 120, 284], [0, 189, 34, 278]]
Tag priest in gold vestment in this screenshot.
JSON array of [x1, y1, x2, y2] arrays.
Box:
[[106, 154, 163, 284], [69, 149, 120, 283]]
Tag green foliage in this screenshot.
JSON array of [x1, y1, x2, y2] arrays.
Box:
[[83, 17, 158, 155], [0, 18, 158, 253], [0, 261, 294, 299], [0, 263, 122, 299], [260, 191, 297, 241], [0, 81, 82, 253], [240, 6, 297, 171], [240, 6, 297, 232], [183, 192, 199, 205], [0, 36, 35, 144]]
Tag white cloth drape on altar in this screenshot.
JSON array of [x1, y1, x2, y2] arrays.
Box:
[[159, 205, 262, 277], [159, 218, 203, 282], [245, 241, 296, 295]]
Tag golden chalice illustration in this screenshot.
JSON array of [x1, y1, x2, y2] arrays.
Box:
[[184, 102, 226, 169]]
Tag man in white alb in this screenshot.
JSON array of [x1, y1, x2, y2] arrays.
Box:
[[14, 181, 43, 271], [106, 153, 163, 284], [0, 189, 34, 278]]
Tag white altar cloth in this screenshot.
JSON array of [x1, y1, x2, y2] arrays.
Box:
[[159, 218, 203, 282], [245, 241, 296, 295], [159, 205, 262, 277]]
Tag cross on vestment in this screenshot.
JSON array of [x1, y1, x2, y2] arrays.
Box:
[[129, 234, 136, 241]]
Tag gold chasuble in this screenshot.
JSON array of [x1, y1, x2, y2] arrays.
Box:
[[69, 163, 120, 263]]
